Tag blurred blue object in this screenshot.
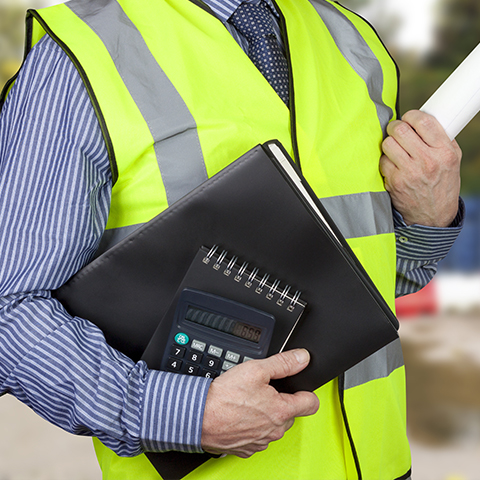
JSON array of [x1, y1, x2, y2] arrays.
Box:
[[439, 197, 480, 272]]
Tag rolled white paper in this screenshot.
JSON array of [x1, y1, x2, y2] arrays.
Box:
[[420, 42, 480, 140]]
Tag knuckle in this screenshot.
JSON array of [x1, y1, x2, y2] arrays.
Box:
[[247, 362, 266, 380], [256, 444, 269, 453], [387, 118, 406, 136], [444, 148, 460, 168], [418, 114, 435, 131], [422, 158, 437, 177], [273, 409, 290, 426], [389, 174, 404, 191], [269, 353, 294, 378], [392, 121, 410, 137], [271, 427, 286, 442], [400, 110, 413, 124], [382, 136, 395, 151], [272, 402, 295, 425], [402, 109, 422, 126], [238, 451, 253, 459]]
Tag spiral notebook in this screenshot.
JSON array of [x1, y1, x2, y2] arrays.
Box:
[[142, 245, 307, 370]]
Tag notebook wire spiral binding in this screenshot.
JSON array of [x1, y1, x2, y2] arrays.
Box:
[[202, 245, 306, 313]]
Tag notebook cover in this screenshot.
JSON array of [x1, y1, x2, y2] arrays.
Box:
[[55, 141, 398, 392]]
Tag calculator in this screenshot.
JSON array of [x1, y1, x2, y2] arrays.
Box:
[[161, 288, 276, 379]]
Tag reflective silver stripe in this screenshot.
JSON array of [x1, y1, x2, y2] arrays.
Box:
[[321, 191, 393, 240], [67, 0, 208, 205], [309, 0, 393, 135], [95, 223, 144, 257], [96, 190, 393, 254], [344, 338, 404, 390]]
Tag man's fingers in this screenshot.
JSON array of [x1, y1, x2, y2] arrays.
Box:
[[380, 109, 462, 227], [401, 110, 451, 148], [381, 135, 410, 169], [201, 348, 319, 458], [254, 349, 319, 420], [385, 118, 425, 158], [280, 390, 320, 418], [255, 348, 311, 381]]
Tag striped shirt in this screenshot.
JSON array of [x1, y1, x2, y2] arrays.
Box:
[[0, 2, 463, 457]]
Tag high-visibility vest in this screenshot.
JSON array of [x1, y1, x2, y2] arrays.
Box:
[[5, 0, 411, 478]]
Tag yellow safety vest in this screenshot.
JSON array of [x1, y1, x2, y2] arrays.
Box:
[[5, 0, 411, 478]]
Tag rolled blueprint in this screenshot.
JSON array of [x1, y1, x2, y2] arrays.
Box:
[[421, 42, 480, 140]]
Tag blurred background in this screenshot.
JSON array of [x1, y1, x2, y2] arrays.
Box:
[[1, 0, 479, 478]]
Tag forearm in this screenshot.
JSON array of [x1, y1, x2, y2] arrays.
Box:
[[0, 291, 210, 455]]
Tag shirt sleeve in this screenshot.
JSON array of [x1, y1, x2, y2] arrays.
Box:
[[0, 35, 211, 457], [394, 199, 465, 298]]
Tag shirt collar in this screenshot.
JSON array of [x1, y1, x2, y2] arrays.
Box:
[[201, 0, 279, 23]]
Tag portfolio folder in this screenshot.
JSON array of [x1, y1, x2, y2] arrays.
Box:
[[55, 140, 399, 393], [55, 140, 399, 479]]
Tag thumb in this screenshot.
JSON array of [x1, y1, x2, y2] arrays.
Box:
[[259, 349, 311, 381]]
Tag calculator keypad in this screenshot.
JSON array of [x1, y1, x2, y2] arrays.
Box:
[[165, 332, 252, 379]]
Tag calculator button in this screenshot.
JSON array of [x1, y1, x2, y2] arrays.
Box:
[[187, 351, 203, 363], [208, 345, 223, 358], [191, 340, 206, 352], [174, 333, 190, 345], [185, 364, 200, 376], [222, 361, 236, 371], [225, 351, 240, 363], [170, 345, 186, 358], [205, 356, 221, 370], [243, 356, 253, 362], [201, 369, 218, 379], [167, 358, 183, 371]]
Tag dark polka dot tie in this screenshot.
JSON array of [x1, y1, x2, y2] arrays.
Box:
[[229, 1, 290, 106]]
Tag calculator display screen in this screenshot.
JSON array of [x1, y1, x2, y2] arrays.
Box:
[[185, 306, 262, 343]]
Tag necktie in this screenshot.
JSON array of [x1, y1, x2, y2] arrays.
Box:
[[229, 1, 290, 105]]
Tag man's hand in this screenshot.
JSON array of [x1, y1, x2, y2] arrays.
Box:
[[201, 348, 319, 458], [380, 110, 462, 227]]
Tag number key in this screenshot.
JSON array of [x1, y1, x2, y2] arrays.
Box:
[[170, 345, 186, 358], [205, 356, 221, 370], [187, 351, 203, 363], [201, 369, 218, 379], [185, 364, 200, 376], [167, 358, 183, 371]]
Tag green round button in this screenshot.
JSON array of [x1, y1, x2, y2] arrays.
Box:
[[175, 332, 190, 345]]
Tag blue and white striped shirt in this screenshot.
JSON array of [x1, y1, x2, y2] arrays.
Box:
[[0, 2, 463, 457]]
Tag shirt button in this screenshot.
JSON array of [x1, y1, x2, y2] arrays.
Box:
[[398, 236, 409, 244]]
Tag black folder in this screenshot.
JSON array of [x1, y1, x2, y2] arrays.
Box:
[[54, 140, 399, 479], [55, 140, 399, 393]]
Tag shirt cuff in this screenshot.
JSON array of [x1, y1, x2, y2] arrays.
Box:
[[140, 369, 212, 453], [393, 198, 465, 262]]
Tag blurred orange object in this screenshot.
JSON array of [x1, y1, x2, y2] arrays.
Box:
[[395, 280, 439, 318]]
